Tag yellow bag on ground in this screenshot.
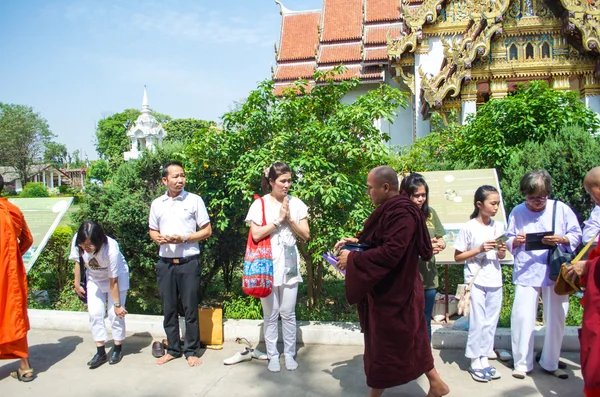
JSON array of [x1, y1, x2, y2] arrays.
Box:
[[199, 307, 223, 349]]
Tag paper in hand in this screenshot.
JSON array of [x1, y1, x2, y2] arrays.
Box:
[[322, 251, 346, 276]]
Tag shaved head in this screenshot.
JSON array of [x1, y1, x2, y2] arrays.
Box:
[[370, 166, 399, 191], [585, 166, 600, 188]]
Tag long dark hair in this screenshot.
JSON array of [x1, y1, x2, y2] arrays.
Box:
[[470, 185, 499, 219], [261, 162, 292, 193], [400, 172, 430, 218], [75, 220, 108, 255]]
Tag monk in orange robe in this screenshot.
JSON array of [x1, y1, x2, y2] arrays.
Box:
[[0, 175, 34, 381]]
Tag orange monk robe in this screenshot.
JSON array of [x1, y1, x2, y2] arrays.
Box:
[[0, 198, 33, 359]]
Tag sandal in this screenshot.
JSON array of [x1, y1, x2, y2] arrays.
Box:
[[10, 367, 35, 382], [483, 366, 501, 380], [468, 367, 490, 382]]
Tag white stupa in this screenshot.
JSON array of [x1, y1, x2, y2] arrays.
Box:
[[124, 86, 167, 161]]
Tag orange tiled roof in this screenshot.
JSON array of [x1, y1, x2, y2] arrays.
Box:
[[364, 47, 389, 61], [319, 43, 362, 64], [278, 11, 321, 61], [321, 0, 363, 42], [323, 65, 385, 81], [364, 24, 402, 44], [365, 0, 401, 23], [275, 62, 317, 80]]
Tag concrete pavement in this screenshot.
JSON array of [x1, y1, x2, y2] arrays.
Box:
[[0, 329, 584, 397]]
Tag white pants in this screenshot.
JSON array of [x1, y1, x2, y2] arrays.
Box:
[[261, 284, 298, 358], [511, 285, 569, 372], [465, 284, 502, 359], [87, 281, 127, 343]]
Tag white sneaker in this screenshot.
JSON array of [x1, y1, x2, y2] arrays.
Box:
[[284, 354, 298, 371], [268, 357, 281, 372], [223, 349, 252, 365], [251, 348, 268, 360]]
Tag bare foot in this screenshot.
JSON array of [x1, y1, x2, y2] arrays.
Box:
[[156, 353, 178, 365], [426, 380, 450, 397], [187, 356, 202, 367]]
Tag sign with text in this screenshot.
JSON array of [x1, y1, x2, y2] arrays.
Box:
[[415, 169, 512, 264], [9, 197, 74, 273]]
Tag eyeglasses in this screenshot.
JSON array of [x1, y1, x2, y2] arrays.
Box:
[[526, 196, 548, 203]]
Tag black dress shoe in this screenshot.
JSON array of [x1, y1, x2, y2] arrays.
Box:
[[152, 341, 165, 358], [535, 351, 567, 369], [88, 352, 108, 369], [109, 350, 123, 365]]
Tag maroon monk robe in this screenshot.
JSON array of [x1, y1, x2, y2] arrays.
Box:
[[581, 254, 600, 396], [346, 193, 434, 389]]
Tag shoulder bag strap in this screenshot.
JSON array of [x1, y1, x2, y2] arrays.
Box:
[[571, 233, 600, 264], [552, 200, 558, 233], [260, 197, 267, 226]]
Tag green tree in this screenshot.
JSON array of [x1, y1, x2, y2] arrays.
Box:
[[95, 109, 141, 169], [399, 81, 600, 177], [163, 118, 215, 145], [501, 125, 600, 221], [0, 103, 54, 183], [456, 81, 600, 174], [183, 68, 408, 307], [44, 142, 68, 168], [87, 159, 111, 182]]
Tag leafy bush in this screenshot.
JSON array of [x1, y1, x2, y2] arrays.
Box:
[[20, 182, 49, 197], [223, 295, 263, 320], [501, 125, 600, 222], [58, 184, 73, 194], [27, 226, 78, 309], [1, 186, 17, 196]]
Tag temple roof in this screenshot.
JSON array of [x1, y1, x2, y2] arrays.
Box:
[[272, 0, 403, 95], [276, 9, 321, 62]]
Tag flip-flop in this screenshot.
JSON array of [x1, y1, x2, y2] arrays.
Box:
[[468, 367, 490, 382], [11, 367, 34, 382], [542, 368, 568, 379]]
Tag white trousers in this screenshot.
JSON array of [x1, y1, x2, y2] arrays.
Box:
[[465, 284, 502, 359], [261, 284, 298, 359], [87, 281, 127, 343], [511, 285, 569, 372]]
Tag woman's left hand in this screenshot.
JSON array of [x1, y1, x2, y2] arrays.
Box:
[[542, 234, 568, 246], [114, 306, 128, 318]]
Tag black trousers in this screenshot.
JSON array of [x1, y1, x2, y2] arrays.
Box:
[[156, 257, 201, 358]]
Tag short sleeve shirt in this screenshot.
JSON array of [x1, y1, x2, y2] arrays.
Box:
[[454, 218, 504, 288], [149, 190, 210, 258], [69, 235, 130, 293], [245, 195, 308, 287]]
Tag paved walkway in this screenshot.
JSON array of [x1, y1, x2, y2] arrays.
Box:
[[0, 329, 584, 396]]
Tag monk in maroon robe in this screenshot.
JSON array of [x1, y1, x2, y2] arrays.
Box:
[[336, 166, 449, 397], [566, 166, 600, 396]]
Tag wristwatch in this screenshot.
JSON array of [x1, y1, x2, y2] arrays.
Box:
[[273, 219, 281, 228], [114, 303, 121, 308], [183, 235, 189, 244]]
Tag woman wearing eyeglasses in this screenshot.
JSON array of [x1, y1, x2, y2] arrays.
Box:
[[69, 220, 130, 369], [506, 170, 581, 380]]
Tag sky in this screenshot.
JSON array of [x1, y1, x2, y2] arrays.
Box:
[[0, 0, 323, 160]]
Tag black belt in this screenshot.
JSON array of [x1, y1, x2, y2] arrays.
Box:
[[159, 255, 199, 265]]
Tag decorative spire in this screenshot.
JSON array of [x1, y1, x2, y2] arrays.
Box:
[[142, 85, 150, 114], [274, 0, 290, 15]]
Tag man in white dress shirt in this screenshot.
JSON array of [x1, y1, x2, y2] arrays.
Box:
[[149, 161, 212, 367]]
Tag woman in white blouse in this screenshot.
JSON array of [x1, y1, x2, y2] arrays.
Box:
[[245, 162, 310, 373], [507, 170, 581, 380], [70, 220, 130, 369]]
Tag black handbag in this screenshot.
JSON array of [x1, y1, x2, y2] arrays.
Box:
[[77, 252, 87, 304], [547, 201, 574, 281]]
